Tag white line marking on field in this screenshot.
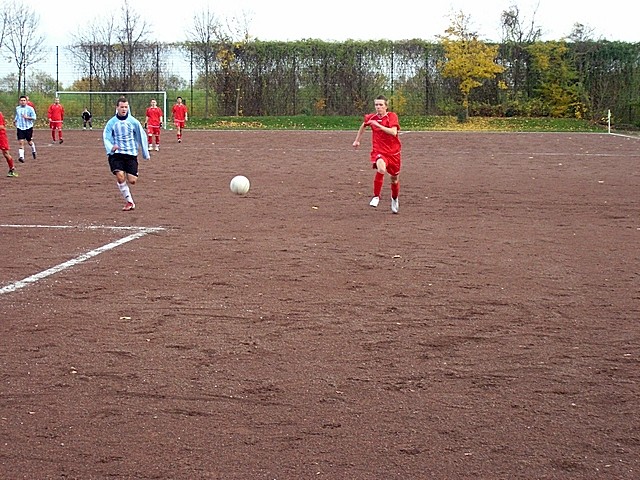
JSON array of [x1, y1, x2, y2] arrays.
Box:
[[0, 224, 164, 295], [609, 132, 640, 139]]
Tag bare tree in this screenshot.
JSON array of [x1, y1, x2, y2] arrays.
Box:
[[188, 8, 252, 116], [68, 15, 118, 89], [188, 8, 225, 117], [500, 3, 542, 99], [2, 0, 46, 92], [67, 0, 158, 91], [117, 0, 153, 90], [0, 2, 9, 49], [567, 23, 596, 42], [501, 4, 541, 44]]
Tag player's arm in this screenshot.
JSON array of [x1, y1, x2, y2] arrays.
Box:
[[136, 121, 150, 159], [369, 121, 398, 136], [352, 122, 367, 148], [103, 119, 117, 154]]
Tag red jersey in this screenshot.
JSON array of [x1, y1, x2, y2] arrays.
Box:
[[172, 103, 188, 122], [145, 106, 163, 127], [0, 111, 9, 150], [365, 111, 401, 156], [48, 103, 64, 122]]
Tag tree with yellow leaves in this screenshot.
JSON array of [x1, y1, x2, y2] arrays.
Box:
[[439, 12, 504, 121]]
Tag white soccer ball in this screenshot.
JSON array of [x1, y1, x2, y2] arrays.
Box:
[[230, 175, 250, 195]]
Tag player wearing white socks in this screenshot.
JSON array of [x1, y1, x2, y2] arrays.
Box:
[[103, 96, 150, 211], [13, 95, 37, 162]]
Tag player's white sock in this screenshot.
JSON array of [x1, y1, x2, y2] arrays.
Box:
[[117, 181, 133, 203], [31, 142, 36, 153], [18, 148, 24, 158]]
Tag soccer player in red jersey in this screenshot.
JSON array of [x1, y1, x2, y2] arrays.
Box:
[[171, 96, 188, 143], [0, 111, 18, 177], [352, 95, 402, 214], [145, 99, 163, 151], [47, 97, 65, 144]]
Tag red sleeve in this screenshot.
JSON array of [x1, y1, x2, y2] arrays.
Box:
[[388, 112, 400, 130]]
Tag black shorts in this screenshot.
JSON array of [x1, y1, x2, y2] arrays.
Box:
[[17, 128, 33, 142], [108, 153, 139, 177]]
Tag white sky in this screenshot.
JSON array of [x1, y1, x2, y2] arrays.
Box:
[[40, 0, 639, 45]]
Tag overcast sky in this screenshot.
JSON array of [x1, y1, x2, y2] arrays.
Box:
[[39, 0, 639, 45]]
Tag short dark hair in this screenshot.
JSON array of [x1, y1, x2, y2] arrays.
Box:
[[117, 96, 128, 105], [19, 95, 27, 100]]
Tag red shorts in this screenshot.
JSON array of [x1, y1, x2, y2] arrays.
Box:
[[147, 125, 161, 135], [371, 152, 401, 176], [174, 120, 185, 129], [49, 121, 63, 129], [0, 131, 8, 151]]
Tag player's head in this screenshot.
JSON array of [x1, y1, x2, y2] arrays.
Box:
[[176, 96, 183, 104], [374, 95, 388, 114], [19, 95, 27, 105], [116, 96, 129, 116], [150, 99, 157, 107], [54, 97, 60, 104]]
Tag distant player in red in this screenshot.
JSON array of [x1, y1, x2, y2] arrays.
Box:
[[352, 95, 402, 214], [171, 96, 188, 143], [0, 111, 18, 177], [145, 99, 163, 151], [47, 97, 65, 144]]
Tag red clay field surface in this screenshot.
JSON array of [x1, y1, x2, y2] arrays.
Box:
[[1, 128, 639, 479]]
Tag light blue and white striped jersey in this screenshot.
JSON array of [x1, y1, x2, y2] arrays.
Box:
[[14, 105, 36, 130], [103, 113, 149, 159]]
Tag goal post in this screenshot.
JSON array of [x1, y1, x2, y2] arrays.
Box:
[[55, 91, 168, 129]]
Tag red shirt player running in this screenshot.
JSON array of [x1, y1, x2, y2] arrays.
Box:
[[352, 95, 402, 214], [0, 111, 18, 177], [145, 99, 163, 151], [171, 96, 188, 143], [47, 97, 65, 144]]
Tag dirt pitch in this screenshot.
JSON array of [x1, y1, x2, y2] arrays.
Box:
[[1, 128, 639, 479]]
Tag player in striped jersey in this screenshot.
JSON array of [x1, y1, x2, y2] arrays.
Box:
[[103, 97, 150, 211]]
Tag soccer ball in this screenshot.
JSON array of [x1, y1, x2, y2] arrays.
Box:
[[230, 175, 251, 195]]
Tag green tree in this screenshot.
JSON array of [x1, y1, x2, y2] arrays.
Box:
[[439, 12, 504, 120], [527, 41, 585, 117]]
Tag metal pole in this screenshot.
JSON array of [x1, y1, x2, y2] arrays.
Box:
[[56, 46, 59, 92]]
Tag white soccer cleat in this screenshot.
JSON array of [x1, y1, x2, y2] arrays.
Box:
[[155, 145, 159, 151], [391, 197, 399, 214], [369, 196, 380, 207]]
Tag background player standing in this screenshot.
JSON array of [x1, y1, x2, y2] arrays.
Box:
[[171, 96, 188, 143], [48, 97, 65, 144], [103, 96, 150, 211], [145, 99, 163, 151], [352, 95, 402, 214], [0, 110, 18, 177], [13, 95, 37, 162], [82, 108, 93, 129]]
